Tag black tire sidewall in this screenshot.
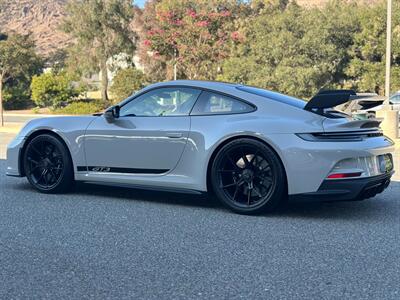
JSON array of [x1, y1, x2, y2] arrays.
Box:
[[24, 134, 74, 194], [211, 138, 286, 214]]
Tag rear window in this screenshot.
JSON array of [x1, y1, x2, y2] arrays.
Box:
[[191, 91, 255, 115], [237, 86, 306, 109]]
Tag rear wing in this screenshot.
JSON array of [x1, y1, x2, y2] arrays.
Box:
[[304, 90, 357, 111], [304, 89, 385, 115]]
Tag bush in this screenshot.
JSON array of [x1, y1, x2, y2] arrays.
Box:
[[3, 81, 33, 110], [110, 68, 145, 102], [31, 72, 81, 109], [53, 101, 104, 115]]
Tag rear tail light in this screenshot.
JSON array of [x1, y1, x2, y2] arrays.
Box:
[[326, 154, 393, 180], [327, 172, 362, 179]]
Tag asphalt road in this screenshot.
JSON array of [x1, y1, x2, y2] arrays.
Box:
[[1, 159, 399, 299]]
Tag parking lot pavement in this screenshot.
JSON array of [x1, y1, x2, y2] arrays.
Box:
[[1, 159, 400, 299]]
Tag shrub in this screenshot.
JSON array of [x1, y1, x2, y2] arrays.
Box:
[[3, 81, 33, 110], [31, 72, 80, 109], [110, 68, 145, 102], [53, 101, 104, 115]]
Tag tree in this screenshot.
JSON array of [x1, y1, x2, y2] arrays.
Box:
[[62, 0, 136, 105], [141, 0, 245, 80], [46, 49, 68, 74], [218, 2, 361, 99], [345, 2, 400, 94], [136, 1, 168, 83], [110, 68, 146, 102], [0, 33, 41, 126], [30, 72, 81, 109]]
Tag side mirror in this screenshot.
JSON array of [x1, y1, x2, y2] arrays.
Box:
[[104, 105, 120, 122]]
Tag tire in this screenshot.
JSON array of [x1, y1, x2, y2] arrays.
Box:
[[211, 138, 286, 214], [23, 134, 74, 193]]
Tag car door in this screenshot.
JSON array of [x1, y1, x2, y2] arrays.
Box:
[[84, 87, 202, 174]]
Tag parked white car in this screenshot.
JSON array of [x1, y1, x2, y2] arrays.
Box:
[[341, 91, 400, 119]]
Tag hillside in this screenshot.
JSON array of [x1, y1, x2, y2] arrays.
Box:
[[0, 0, 71, 57]]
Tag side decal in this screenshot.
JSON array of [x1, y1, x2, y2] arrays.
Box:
[[77, 166, 169, 174]]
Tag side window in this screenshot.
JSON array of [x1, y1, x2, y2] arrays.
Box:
[[120, 87, 201, 117], [191, 91, 255, 115]]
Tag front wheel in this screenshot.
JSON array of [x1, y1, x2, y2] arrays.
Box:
[[23, 134, 74, 193], [211, 139, 286, 214]]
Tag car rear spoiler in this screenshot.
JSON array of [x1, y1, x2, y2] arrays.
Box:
[[304, 90, 357, 111]]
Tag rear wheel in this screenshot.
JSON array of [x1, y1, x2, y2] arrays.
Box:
[[211, 139, 286, 214], [23, 134, 74, 193]]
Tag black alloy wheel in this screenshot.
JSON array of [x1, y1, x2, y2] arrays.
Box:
[[24, 134, 74, 193], [211, 138, 286, 214]]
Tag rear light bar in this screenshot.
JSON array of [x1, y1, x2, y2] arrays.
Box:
[[327, 172, 363, 179], [296, 131, 383, 142]]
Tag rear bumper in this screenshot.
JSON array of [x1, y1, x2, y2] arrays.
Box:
[[273, 133, 395, 195], [290, 171, 393, 202]]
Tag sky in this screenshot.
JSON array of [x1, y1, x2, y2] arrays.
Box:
[[135, 0, 146, 8]]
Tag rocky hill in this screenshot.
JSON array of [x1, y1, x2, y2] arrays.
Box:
[[0, 0, 71, 57]]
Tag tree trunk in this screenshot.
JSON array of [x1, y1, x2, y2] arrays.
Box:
[[100, 59, 109, 105], [0, 77, 3, 127], [166, 63, 174, 81]]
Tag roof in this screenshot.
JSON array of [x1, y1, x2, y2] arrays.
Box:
[[145, 80, 240, 90]]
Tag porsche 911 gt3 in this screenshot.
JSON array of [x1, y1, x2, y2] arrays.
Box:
[[6, 81, 395, 214]]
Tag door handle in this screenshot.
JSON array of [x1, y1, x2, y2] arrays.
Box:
[[166, 132, 183, 138]]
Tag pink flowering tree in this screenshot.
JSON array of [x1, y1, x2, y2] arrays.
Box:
[[142, 0, 243, 80]]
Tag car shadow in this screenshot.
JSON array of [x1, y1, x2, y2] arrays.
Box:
[[76, 182, 222, 209], [274, 180, 400, 220], [84, 181, 400, 220], [7, 172, 400, 221]]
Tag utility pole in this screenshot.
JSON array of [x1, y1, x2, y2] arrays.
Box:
[[384, 0, 392, 104], [378, 0, 399, 140]]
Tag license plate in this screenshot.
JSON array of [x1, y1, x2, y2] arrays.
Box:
[[378, 154, 393, 173]]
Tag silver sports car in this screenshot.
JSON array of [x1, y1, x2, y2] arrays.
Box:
[[6, 81, 395, 214]]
